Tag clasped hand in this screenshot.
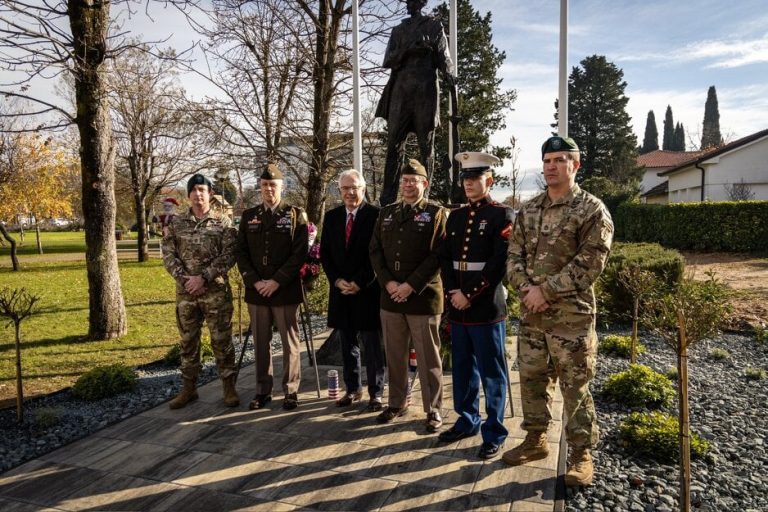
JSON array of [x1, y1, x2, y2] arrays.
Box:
[[336, 279, 361, 295], [386, 281, 414, 303], [255, 279, 280, 298], [521, 284, 550, 313]]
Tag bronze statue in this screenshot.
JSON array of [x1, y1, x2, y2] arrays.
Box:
[[376, 0, 454, 206]]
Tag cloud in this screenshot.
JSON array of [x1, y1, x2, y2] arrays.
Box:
[[617, 33, 768, 69]]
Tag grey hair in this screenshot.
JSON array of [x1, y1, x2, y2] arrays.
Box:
[[338, 168, 366, 188]]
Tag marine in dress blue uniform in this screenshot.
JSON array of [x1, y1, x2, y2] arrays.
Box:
[[436, 152, 514, 459]]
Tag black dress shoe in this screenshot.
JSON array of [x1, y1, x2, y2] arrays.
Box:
[[366, 399, 383, 412], [283, 393, 299, 410], [376, 406, 407, 423], [248, 394, 272, 410], [336, 392, 363, 407], [479, 442, 502, 460], [437, 425, 477, 443]]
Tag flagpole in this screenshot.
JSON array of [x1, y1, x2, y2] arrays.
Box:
[[558, 0, 568, 137], [351, 0, 363, 172], [448, 0, 457, 158]]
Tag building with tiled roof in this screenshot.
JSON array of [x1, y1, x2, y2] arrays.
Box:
[[637, 150, 704, 203]]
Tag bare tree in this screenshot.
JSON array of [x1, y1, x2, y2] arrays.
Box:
[[109, 44, 202, 261], [723, 178, 756, 201], [0, 0, 135, 338], [507, 136, 527, 208]]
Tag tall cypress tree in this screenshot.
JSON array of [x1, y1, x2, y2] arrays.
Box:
[[662, 105, 674, 150], [701, 85, 723, 149], [431, 0, 517, 201], [674, 122, 686, 151], [640, 110, 659, 154], [556, 55, 638, 184]]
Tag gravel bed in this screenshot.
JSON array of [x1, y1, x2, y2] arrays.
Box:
[[565, 331, 768, 512], [0, 314, 327, 474]]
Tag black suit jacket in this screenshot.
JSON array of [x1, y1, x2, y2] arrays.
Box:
[[321, 202, 381, 331]]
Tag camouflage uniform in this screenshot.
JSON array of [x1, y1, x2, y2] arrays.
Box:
[[507, 183, 613, 449], [162, 208, 238, 381]]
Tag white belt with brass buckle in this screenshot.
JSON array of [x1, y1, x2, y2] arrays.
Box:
[[453, 261, 485, 271]]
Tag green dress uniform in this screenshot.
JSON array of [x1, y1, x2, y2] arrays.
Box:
[[162, 208, 238, 382], [507, 183, 613, 449], [369, 197, 447, 414], [237, 201, 309, 398]]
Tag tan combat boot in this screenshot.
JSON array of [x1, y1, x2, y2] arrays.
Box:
[[501, 431, 549, 466], [222, 375, 240, 407], [565, 448, 593, 487], [169, 377, 198, 409]]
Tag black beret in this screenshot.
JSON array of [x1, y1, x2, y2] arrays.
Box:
[[401, 158, 428, 178], [187, 174, 213, 196], [541, 136, 579, 158], [260, 163, 283, 180]]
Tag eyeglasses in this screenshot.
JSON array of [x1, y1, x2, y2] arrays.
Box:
[[340, 185, 364, 193], [542, 156, 570, 165], [401, 178, 425, 185]]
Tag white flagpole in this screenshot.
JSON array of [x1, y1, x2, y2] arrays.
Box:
[[352, 0, 363, 172], [448, 0, 457, 159], [558, 0, 568, 137]]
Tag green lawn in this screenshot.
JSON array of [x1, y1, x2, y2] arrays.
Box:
[[0, 259, 248, 402], [0, 231, 88, 256]]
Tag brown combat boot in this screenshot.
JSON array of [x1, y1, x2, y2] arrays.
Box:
[[501, 431, 549, 466], [222, 375, 240, 407], [565, 448, 594, 487], [169, 377, 198, 409]]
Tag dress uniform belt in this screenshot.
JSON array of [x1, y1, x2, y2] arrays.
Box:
[[452, 261, 486, 271]]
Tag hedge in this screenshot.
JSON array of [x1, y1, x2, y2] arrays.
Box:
[[615, 201, 768, 252]]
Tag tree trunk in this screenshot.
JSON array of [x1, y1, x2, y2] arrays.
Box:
[[677, 311, 691, 512], [631, 298, 639, 364], [69, 0, 127, 340], [15, 321, 24, 424], [17, 214, 24, 243], [35, 222, 43, 254], [0, 222, 19, 270], [134, 192, 148, 262]]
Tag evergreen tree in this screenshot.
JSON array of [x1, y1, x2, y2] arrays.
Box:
[[640, 110, 659, 154], [674, 122, 686, 151], [701, 85, 723, 149], [662, 105, 674, 150], [431, 0, 517, 201], [554, 55, 639, 184]]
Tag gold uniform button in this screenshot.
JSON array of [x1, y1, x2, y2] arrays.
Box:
[[465, 237, 469, 242], [466, 228, 471, 234], [462, 255, 467, 259], [470, 211, 476, 216], [463, 246, 468, 251], [468, 220, 474, 224]]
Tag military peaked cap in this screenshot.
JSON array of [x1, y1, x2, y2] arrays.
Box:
[[401, 159, 428, 178], [260, 163, 284, 180], [456, 151, 500, 178]]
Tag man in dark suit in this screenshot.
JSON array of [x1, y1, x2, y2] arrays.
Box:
[[369, 159, 448, 432], [321, 169, 386, 411], [237, 163, 308, 411]]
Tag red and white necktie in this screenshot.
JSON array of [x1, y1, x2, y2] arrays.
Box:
[[345, 212, 354, 247]]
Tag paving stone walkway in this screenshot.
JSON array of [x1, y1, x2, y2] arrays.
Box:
[[0, 333, 563, 511]]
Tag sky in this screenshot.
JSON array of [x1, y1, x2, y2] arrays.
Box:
[[474, 0, 768, 199], [6, 1, 768, 201]]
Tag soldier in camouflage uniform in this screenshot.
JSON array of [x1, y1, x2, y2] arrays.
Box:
[[503, 137, 613, 487], [162, 173, 240, 409]]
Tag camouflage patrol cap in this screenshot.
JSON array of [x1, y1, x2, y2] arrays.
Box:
[[187, 174, 213, 195], [541, 136, 579, 158], [260, 163, 284, 180], [456, 151, 500, 179], [401, 158, 428, 178]]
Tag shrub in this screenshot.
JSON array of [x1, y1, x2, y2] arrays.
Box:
[[72, 363, 138, 401], [745, 367, 767, 381], [304, 271, 329, 314], [599, 334, 646, 359], [755, 325, 767, 345], [596, 242, 684, 324], [34, 407, 62, 428], [708, 347, 730, 361], [664, 366, 679, 381], [619, 411, 710, 462], [615, 201, 768, 252], [603, 364, 675, 408], [163, 337, 214, 366]]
